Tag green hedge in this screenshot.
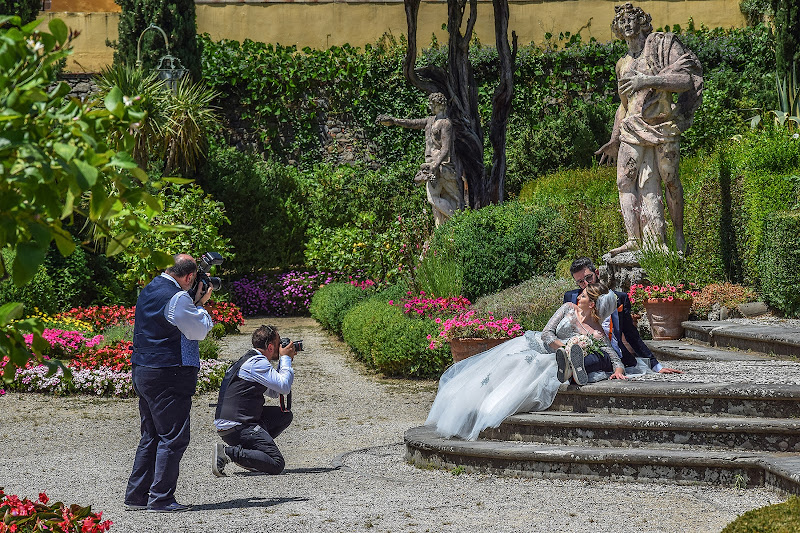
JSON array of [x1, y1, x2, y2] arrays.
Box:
[[429, 202, 570, 301], [309, 282, 366, 335], [199, 143, 307, 273], [519, 165, 625, 265], [759, 211, 800, 317], [341, 297, 451, 377], [517, 129, 800, 289]]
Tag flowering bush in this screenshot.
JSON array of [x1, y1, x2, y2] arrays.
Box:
[[22, 329, 104, 359], [58, 306, 135, 331], [427, 310, 523, 349], [0, 488, 111, 533], [628, 283, 701, 314], [204, 301, 245, 334], [231, 270, 376, 316], [389, 292, 471, 318], [5, 355, 228, 397], [24, 309, 94, 335], [691, 282, 758, 318]]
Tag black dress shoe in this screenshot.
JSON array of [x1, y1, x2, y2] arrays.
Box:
[[147, 502, 191, 513]]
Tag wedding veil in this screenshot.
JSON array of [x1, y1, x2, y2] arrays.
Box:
[[596, 291, 617, 320]]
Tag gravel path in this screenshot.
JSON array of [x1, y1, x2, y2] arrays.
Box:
[[0, 317, 786, 532]]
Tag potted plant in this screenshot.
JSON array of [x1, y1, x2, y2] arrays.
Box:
[[427, 310, 523, 362], [631, 242, 701, 340]]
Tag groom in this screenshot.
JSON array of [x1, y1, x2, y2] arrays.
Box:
[[563, 257, 681, 374]]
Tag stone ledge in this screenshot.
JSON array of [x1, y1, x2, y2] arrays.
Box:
[[405, 425, 800, 493], [549, 381, 800, 418], [482, 411, 800, 452], [683, 321, 800, 357], [646, 339, 774, 361]]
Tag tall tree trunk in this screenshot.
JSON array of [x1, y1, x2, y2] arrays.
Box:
[[488, 0, 516, 204], [401, 0, 515, 208]]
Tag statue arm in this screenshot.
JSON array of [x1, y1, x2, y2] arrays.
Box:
[[595, 65, 627, 166], [376, 115, 428, 130]]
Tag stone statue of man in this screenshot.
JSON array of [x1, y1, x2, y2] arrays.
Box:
[[596, 3, 703, 256], [377, 93, 465, 226]]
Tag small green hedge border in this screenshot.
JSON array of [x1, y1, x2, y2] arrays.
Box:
[[341, 297, 451, 378], [722, 495, 800, 533], [759, 210, 800, 317], [309, 282, 367, 336]]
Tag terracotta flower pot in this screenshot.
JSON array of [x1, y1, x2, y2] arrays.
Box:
[[449, 337, 509, 363], [644, 298, 693, 340]]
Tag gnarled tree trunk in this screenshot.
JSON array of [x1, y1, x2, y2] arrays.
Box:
[[402, 0, 516, 208]]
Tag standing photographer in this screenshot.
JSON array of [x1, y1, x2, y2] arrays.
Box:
[[212, 324, 298, 476], [125, 254, 213, 513]]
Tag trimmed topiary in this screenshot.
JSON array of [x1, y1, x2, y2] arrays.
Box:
[[309, 282, 366, 336], [758, 210, 800, 317], [341, 297, 451, 377]]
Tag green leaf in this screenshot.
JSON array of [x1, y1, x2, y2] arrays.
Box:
[[48, 18, 68, 46], [12, 242, 48, 286], [162, 177, 195, 185], [104, 87, 124, 118], [53, 142, 77, 162], [73, 159, 99, 188], [0, 302, 24, 327], [52, 227, 76, 256], [152, 251, 174, 269]]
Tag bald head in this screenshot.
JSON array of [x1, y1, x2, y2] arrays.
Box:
[[166, 254, 197, 278]]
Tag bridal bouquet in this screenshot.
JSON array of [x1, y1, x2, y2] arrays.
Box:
[[565, 334, 605, 357]]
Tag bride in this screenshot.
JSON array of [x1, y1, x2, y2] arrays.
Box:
[[425, 282, 626, 441]]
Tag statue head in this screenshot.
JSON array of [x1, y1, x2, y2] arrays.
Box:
[[611, 3, 652, 40], [428, 92, 447, 113]]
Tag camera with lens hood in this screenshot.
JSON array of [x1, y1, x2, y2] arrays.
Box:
[[190, 252, 223, 304]]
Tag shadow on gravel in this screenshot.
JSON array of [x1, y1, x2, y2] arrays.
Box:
[[281, 466, 339, 475], [191, 497, 309, 511]]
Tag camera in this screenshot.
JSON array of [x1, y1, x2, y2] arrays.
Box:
[[191, 251, 224, 304], [280, 338, 304, 352]]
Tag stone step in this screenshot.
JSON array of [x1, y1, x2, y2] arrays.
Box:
[[646, 339, 773, 361], [683, 321, 800, 358], [481, 411, 800, 452], [548, 380, 800, 418], [405, 425, 800, 494]]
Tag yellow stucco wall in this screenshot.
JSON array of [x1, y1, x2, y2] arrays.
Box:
[[45, 0, 746, 73]]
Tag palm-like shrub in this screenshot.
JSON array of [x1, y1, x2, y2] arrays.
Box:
[[164, 77, 219, 175], [94, 64, 219, 176], [94, 64, 170, 169]]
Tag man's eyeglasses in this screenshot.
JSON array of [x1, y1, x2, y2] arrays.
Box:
[[575, 273, 597, 287]]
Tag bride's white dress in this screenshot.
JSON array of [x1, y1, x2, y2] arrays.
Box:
[[425, 303, 603, 441]]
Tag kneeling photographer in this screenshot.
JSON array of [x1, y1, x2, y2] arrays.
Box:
[[212, 325, 301, 476]]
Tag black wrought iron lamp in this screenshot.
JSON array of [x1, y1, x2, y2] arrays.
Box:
[[136, 24, 187, 92]]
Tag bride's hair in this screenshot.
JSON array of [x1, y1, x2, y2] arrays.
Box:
[[586, 282, 616, 322]]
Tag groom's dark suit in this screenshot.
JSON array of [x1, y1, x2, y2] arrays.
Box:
[[563, 289, 661, 370]]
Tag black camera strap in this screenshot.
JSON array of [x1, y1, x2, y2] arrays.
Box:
[[279, 392, 292, 412]]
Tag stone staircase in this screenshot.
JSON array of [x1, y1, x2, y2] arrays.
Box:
[[405, 320, 800, 493]]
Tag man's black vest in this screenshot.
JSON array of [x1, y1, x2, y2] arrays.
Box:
[[132, 275, 183, 367], [215, 349, 269, 425]]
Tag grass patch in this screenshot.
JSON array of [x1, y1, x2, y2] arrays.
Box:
[[722, 496, 800, 532]]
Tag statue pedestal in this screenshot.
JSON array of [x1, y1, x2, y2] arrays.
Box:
[[599, 251, 646, 294]]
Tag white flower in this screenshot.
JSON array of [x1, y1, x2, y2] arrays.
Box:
[[123, 96, 133, 107], [27, 38, 44, 53], [793, 133, 799, 139]]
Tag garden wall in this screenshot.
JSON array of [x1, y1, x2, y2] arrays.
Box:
[[43, 0, 745, 72]]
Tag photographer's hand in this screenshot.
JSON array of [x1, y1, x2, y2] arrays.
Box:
[[197, 285, 213, 306], [279, 341, 296, 360]]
